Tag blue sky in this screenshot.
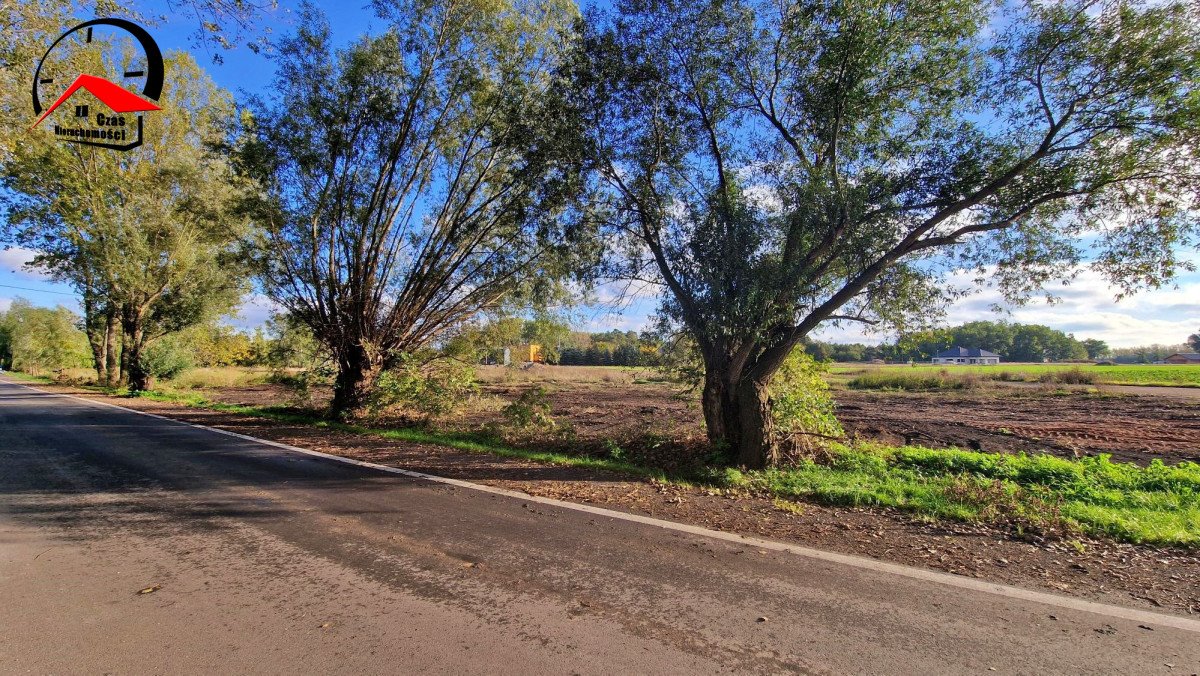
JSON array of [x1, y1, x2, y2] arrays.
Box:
[[3, 1, 1198, 348]]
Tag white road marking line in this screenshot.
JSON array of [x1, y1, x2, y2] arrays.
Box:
[[6, 377, 1200, 633]]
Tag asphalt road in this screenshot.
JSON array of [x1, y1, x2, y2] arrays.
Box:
[[1, 378, 1198, 674]]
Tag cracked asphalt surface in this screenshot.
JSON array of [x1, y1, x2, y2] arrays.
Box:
[[1, 378, 1198, 674]]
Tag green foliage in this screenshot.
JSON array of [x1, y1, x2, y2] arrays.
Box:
[[1189, 330, 1200, 353], [138, 337, 196, 380], [769, 349, 843, 444], [1082, 339, 1110, 360], [368, 354, 478, 419], [268, 364, 335, 408], [895, 321, 1092, 362], [238, 0, 593, 416], [449, 314, 578, 364], [2, 49, 252, 389], [501, 386, 557, 433], [744, 445, 1200, 546], [265, 314, 327, 369], [1035, 367, 1095, 385], [577, 0, 1200, 467], [558, 329, 662, 367], [0, 299, 91, 374], [521, 314, 573, 363]]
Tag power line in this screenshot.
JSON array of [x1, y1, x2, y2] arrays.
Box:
[[0, 282, 77, 296]]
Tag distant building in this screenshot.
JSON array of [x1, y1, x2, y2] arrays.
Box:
[[1164, 353, 1200, 365], [932, 347, 1001, 365]]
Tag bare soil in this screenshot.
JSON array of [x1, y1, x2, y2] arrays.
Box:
[[24, 381, 1200, 618], [837, 390, 1200, 466], [196, 377, 1200, 466]]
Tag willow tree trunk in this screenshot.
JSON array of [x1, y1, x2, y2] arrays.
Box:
[[103, 314, 121, 387], [701, 364, 779, 470], [86, 326, 107, 385], [121, 308, 152, 392], [88, 310, 121, 387], [330, 343, 384, 420]]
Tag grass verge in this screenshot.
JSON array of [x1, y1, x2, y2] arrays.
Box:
[[136, 389, 1200, 547], [728, 445, 1200, 547]]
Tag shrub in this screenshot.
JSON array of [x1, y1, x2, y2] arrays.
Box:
[[269, 365, 334, 407], [501, 385, 556, 433], [770, 349, 844, 451], [369, 354, 477, 419], [1054, 367, 1096, 385], [139, 339, 195, 381]]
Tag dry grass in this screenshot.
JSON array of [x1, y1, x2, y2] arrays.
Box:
[[164, 367, 274, 391], [475, 364, 659, 387]]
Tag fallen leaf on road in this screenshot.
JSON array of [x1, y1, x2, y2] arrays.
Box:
[[320, 623, 331, 628], [136, 585, 161, 595]]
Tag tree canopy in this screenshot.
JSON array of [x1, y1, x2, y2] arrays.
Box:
[[237, 0, 596, 416], [2, 51, 251, 388], [575, 0, 1200, 466]]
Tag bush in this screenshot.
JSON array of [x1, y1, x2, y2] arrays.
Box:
[[139, 339, 195, 380], [369, 353, 477, 419], [770, 348, 844, 451], [1039, 367, 1096, 385], [501, 385, 556, 432], [268, 365, 334, 407]]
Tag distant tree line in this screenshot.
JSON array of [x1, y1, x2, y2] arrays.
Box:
[[803, 321, 1102, 363], [1108, 344, 1193, 364], [804, 322, 1200, 364], [448, 317, 663, 367], [557, 330, 662, 367], [892, 321, 1094, 362], [0, 298, 323, 380]]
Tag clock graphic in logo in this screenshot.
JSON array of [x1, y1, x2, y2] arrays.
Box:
[[31, 18, 164, 151]]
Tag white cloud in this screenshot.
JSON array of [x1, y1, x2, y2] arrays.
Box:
[[811, 265, 1200, 348], [223, 293, 280, 330], [0, 248, 50, 281], [0, 297, 11, 312]]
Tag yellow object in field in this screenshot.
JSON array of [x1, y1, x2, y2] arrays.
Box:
[[510, 343, 544, 364]]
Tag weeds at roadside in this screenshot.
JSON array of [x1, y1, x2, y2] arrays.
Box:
[[500, 386, 557, 433]]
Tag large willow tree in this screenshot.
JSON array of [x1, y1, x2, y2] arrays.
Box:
[[240, 0, 593, 418], [578, 0, 1200, 467]]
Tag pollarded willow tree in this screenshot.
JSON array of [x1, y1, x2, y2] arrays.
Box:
[[239, 0, 595, 418], [577, 0, 1200, 468]]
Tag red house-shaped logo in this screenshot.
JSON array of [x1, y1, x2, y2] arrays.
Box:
[[32, 73, 160, 128]]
